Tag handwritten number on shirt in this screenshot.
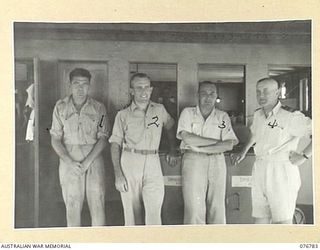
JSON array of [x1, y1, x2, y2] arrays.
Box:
[[268, 119, 278, 129], [218, 120, 226, 129], [99, 115, 105, 128], [148, 116, 160, 127]]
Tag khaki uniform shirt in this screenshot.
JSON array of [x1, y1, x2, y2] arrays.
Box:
[[177, 106, 239, 150], [250, 101, 312, 157], [109, 101, 174, 150], [50, 95, 109, 145]]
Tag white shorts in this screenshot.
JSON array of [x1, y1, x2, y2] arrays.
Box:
[[251, 157, 301, 222]]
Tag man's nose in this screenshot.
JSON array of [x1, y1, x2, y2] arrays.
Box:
[[78, 84, 85, 90], [205, 95, 212, 101]]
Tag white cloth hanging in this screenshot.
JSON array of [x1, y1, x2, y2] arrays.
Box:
[[25, 84, 34, 109], [25, 84, 35, 141], [25, 109, 35, 141]]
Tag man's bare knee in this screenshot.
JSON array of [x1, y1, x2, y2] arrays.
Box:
[[254, 217, 271, 224], [274, 219, 292, 224]]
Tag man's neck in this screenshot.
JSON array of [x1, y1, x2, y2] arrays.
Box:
[[72, 96, 87, 111], [134, 100, 150, 111], [200, 105, 214, 120], [262, 101, 279, 117]]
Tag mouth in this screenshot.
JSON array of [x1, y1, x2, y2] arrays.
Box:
[[76, 93, 85, 98], [258, 98, 267, 103]]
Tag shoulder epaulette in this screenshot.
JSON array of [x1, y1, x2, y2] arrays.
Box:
[[56, 99, 66, 108], [281, 105, 297, 113], [119, 102, 132, 111], [56, 99, 63, 105], [151, 101, 162, 107], [215, 108, 225, 115]]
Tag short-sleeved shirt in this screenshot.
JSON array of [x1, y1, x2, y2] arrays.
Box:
[[109, 101, 174, 150], [176, 106, 239, 150], [250, 101, 312, 156], [50, 95, 109, 145]]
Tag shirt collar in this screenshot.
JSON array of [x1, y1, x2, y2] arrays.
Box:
[[66, 95, 92, 111], [196, 105, 216, 119], [130, 100, 154, 112], [272, 101, 282, 115], [263, 101, 281, 118]]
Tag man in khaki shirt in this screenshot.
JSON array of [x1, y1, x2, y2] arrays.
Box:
[[177, 81, 238, 224], [50, 68, 109, 227], [109, 73, 177, 225], [233, 78, 312, 224]]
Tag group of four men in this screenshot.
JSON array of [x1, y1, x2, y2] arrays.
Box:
[[50, 68, 312, 227]]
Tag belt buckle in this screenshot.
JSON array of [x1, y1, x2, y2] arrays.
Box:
[[130, 148, 135, 153]]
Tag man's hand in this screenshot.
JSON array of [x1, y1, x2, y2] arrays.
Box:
[[187, 145, 201, 152], [289, 151, 307, 166], [81, 159, 92, 173], [115, 172, 128, 193], [165, 151, 180, 167], [231, 152, 246, 166], [68, 161, 84, 176]]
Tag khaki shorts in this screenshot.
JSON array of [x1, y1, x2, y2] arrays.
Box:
[[251, 157, 301, 222]]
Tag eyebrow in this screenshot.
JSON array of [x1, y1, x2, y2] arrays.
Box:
[[199, 90, 216, 93], [72, 80, 89, 83]]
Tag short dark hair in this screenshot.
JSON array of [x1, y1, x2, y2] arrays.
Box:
[[198, 81, 217, 92], [130, 73, 151, 88], [69, 68, 91, 82], [257, 77, 280, 88]]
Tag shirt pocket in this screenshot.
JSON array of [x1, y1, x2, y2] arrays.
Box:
[[203, 121, 222, 140], [83, 113, 99, 136], [124, 117, 145, 145], [191, 122, 202, 135], [63, 114, 78, 138], [265, 119, 284, 144]]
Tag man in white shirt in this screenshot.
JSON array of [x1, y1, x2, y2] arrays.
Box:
[[177, 81, 238, 224], [233, 77, 312, 224]]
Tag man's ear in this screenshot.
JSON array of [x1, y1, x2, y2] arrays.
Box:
[[196, 92, 200, 102], [129, 87, 134, 96]]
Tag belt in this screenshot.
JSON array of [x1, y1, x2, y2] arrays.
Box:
[[182, 149, 216, 156], [123, 147, 158, 155]]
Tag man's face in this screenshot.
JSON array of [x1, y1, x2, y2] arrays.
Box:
[[130, 77, 153, 104], [70, 76, 90, 100], [198, 83, 217, 110], [256, 80, 279, 108]]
